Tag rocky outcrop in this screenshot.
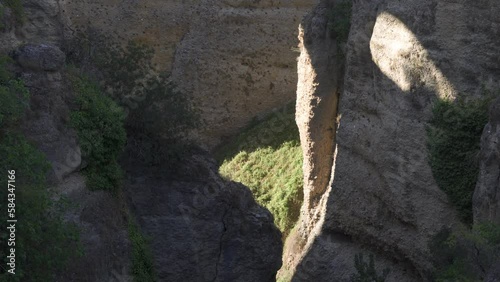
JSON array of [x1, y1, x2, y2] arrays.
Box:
[[290, 0, 500, 281], [54, 174, 131, 282], [4, 2, 285, 280], [125, 153, 282, 282], [60, 0, 315, 148], [2, 2, 132, 278], [10, 42, 132, 281], [474, 97, 500, 225], [14, 44, 66, 71], [295, 0, 340, 232], [14, 43, 81, 183], [0, 0, 64, 53]]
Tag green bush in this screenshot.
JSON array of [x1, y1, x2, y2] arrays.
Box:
[[217, 105, 303, 238], [2, 0, 24, 24], [430, 223, 500, 281], [0, 59, 79, 281], [97, 41, 198, 168], [68, 36, 200, 168], [0, 135, 80, 281], [70, 72, 126, 192], [0, 56, 29, 128], [328, 0, 352, 45], [427, 95, 494, 223], [128, 220, 156, 282], [95, 40, 155, 101], [351, 253, 390, 282], [125, 74, 199, 168]]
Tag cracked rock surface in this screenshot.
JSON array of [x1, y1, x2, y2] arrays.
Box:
[[125, 153, 282, 282]]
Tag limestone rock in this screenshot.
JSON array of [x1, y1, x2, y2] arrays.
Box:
[[60, 0, 315, 148], [20, 68, 81, 183], [474, 97, 500, 224], [14, 44, 66, 71], [126, 153, 283, 281], [290, 0, 500, 281], [0, 0, 64, 54]]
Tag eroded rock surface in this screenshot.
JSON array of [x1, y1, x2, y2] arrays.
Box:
[[290, 0, 500, 281], [126, 153, 283, 282], [60, 0, 315, 148], [474, 97, 500, 225], [2, 3, 132, 280]]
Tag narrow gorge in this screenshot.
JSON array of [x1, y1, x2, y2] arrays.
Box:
[[0, 0, 499, 282]]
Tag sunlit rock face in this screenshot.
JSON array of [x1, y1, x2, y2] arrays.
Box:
[[290, 0, 500, 281], [370, 12, 455, 98], [61, 0, 316, 148]]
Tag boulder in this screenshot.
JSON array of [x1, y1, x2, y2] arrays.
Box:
[[14, 44, 65, 71]]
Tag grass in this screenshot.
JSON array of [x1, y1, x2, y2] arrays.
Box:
[[128, 219, 156, 282], [427, 93, 495, 224], [216, 103, 303, 238]]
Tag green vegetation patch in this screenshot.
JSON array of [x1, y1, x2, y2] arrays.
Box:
[[351, 253, 390, 282], [1, 0, 25, 26], [68, 36, 199, 169], [427, 94, 494, 223], [0, 57, 80, 281], [328, 0, 352, 46], [128, 219, 156, 282], [217, 105, 303, 237], [0, 56, 28, 128], [430, 223, 500, 281], [69, 71, 126, 192]]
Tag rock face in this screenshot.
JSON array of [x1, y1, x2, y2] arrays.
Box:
[[126, 153, 283, 282], [4, 2, 285, 280], [2, 3, 132, 280], [474, 97, 500, 225], [60, 0, 315, 148], [290, 0, 500, 281], [11, 42, 132, 281], [14, 44, 66, 71], [0, 0, 64, 53]]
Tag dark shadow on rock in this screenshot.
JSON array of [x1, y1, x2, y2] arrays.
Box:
[[124, 151, 283, 282]]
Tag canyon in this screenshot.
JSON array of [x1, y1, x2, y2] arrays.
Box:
[[1, 0, 500, 281]]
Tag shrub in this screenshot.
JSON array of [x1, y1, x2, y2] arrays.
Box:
[[67, 35, 199, 169], [0, 59, 79, 281], [95, 40, 155, 101], [2, 0, 24, 24], [125, 74, 199, 168], [430, 223, 500, 281], [427, 94, 495, 223], [351, 253, 390, 282], [0, 135, 80, 281], [328, 0, 352, 46], [69, 72, 126, 192], [0, 56, 29, 128], [128, 220, 156, 282], [217, 104, 303, 238]]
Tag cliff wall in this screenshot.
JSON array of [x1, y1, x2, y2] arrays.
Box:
[[290, 0, 500, 280]]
